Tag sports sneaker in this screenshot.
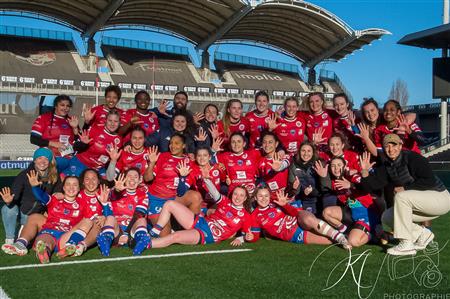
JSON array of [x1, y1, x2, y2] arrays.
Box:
[[387, 240, 416, 256], [2, 242, 28, 256], [414, 227, 434, 251], [133, 234, 150, 256], [4, 238, 14, 245], [73, 242, 87, 257], [97, 234, 112, 257], [57, 244, 77, 259], [336, 233, 352, 250], [35, 240, 50, 264]]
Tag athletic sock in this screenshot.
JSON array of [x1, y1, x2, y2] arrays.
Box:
[[150, 224, 163, 237], [337, 224, 347, 233], [67, 229, 87, 245], [318, 220, 341, 240], [16, 238, 28, 248], [133, 226, 150, 256], [134, 226, 148, 242], [101, 226, 115, 241]]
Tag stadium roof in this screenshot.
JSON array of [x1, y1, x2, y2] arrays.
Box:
[[0, 0, 390, 67], [398, 22, 450, 49]]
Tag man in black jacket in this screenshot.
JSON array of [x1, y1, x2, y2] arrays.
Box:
[[359, 134, 450, 256]]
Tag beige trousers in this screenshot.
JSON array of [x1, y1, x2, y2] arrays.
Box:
[[381, 189, 450, 241]]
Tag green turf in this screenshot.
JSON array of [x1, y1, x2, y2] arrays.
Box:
[[0, 169, 21, 177], [0, 213, 449, 299]]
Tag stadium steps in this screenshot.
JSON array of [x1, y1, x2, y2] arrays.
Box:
[[0, 134, 38, 159], [422, 137, 450, 158]]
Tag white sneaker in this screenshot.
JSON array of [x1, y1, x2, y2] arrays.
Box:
[[73, 243, 87, 257], [387, 240, 416, 256], [2, 242, 28, 256], [414, 227, 434, 251], [336, 233, 352, 250], [4, 238, 14, 245]]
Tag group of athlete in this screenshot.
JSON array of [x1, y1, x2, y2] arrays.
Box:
[[1, 84, 447, 263]]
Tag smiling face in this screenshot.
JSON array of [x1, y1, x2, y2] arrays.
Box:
[[383, 102, 400, 124], [255, 188, 271, 208], [204, 105, 218, 123], [384, 142, 402, 160], [228, 101, 243, 120], [173, 115, 187, 132], [169, 135, 185, 156], [362, 102, 379, 125], [329, 136, 345, 157], [330, 159, 345, 177], [105, 91, 120, 109], [34, 156, 50, 172], [125, 169, 141, 190], [195, 148, 210, 167], [54, 99, 71, 117], [262, 134, 278, 155], [255, 95, 269, 114], [285, 99, 298, 118], [333, 96, 349, 116], [300, 144, 313, 163], [174, 93, 188, 110], [230, 134, 245, 154], [63, 177, 80, 199], [308, 95, 323, 114], [105, 113, 120, 133], [231, 186, 248, 207], [135, 92, 150, 111], [131, 130, 145, 151], [83, 170, 99, 194]]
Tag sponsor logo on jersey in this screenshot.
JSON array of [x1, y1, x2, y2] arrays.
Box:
[[237, 160, 243, 166], [63, 209, 70, 215], [226, 211, 233, 218], [268, 212, 275, 218], [144, 123, 149, 129], [61, 124, 69, 129], [290, 129, 296, 135]]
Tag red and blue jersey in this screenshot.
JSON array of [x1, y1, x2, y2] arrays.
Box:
[[217, 149, 261, 194], [42, 195, 90, 232], [115, 149, 150, 176], [31, 112, 75, 156], [148, 152, 194, 199], [191, 164, 226, 207], [319, 150, 361, 172], [121, 109, 160, 144], [109, 188, 149, 227], [202, 196, 251, 243], [217, 118, 251, 148], [305, 111, 333, 145], [374, 123, 422, 154], [258, 156, 290, 200], [89, 105, 125, 128], [77, 189, 103, 220], [76, 126, 123, 170], [248, 203, 300, 242], [274, 113, 306, 157], [246, 110, 274, 148]]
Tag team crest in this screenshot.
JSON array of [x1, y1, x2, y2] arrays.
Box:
[[239, 124, 245, 130], [114, 138, 120, 145], [268, 212, 275, 218], [72, 203, 79, 209], [90, 198, 97, 204], [237, 160, 243, 166], [226, 211, 233, 218], [237, 210, 244, 217], [296, 121, 302, 127], [212, 170, 219, 177]]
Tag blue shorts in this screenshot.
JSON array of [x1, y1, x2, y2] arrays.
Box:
[[147, 193, 175, 218], [57, 156, 107, 178], [289, 200, 303, 209], [38, 229, 65, 252], [193, 216, 215, 244], [290, 227, 305, 244], [347, 200, 380, 233]]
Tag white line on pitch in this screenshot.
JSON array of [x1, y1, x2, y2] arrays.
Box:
[[0, 287, 12, 299], [0, 249, 253, 271]]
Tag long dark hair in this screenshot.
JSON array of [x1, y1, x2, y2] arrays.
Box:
[[50, 94, 73, 136]]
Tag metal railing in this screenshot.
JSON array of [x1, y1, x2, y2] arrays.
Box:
[[318, 69, 353, 103], [421, 136, 450, 155]]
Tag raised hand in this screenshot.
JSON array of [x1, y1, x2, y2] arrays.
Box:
[[274, 190, 289, 207], [348, 110, 356, 126], [107, 144, 122, 161], [82, 104, 95, 124], [335, 178, 351, 190], [267, 114, 279, 132], [193, 112, 205, 125], [98, 184, 110, 204], [26, 170, 41, 187], [147, 146, 160, 164], [195, 127, 208, 142], [158, 100, 169, 116], [68, 115, 79, 129], [292, 176, 300, 190], [395, 114, 410, 134], [208, 123, 221, 140], [357, 123, 370, 140], [312, 127, 326, 145], [176, 160, 192, 177], [0, 187, 14, 204], [130, 114, 144, 125], [211, 137, 224, 152], [268, 152, 282, 171], [359, 151, 375, 171], [78, 129, 92, 144], [304, 185, 313, 196], [114, 173, 127, 192], [313, 160, 328, 178]]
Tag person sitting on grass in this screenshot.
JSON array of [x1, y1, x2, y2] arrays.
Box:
[[29, 173, 97, 263], [96, 168, 149, 256], [244, 186, 350, 248]]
